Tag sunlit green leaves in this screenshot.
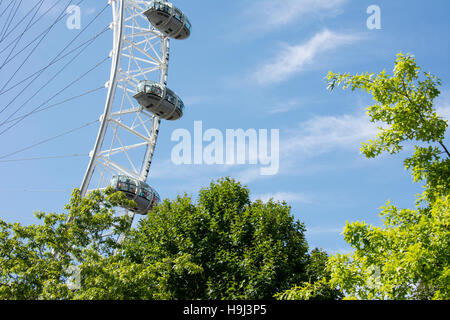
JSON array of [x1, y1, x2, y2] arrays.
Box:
[[328, 196, 450, 300], [281, 53, 449, 300], [0, 178, 327, 300], [0, 187, 133, 299], [121, 177, 311, 300], [322, 53, 450, 300], [327, 53, 449, 202]]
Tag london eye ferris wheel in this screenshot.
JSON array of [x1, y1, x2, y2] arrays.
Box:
[[0, 0, 192, 237], [74, 0, 192, 232]]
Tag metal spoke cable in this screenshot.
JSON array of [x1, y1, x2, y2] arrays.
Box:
[[0, 0, 44, 44], [0, 119, 98, 160], [0, 0, 68, 56], [0, 0, 15, 18], [0, 0, 45, 72], [0, 25, 110, 96], [0, 55, 109, 135], [0, 23, 109, 123], [0, 153, 88, 162], [0, 0, 22, 42], [0, 0, 78, 92], [0, 0, 16, 25], [0, 3, 107, 117], [0, 0, 18, 40], [0, 188, 73, 193], [0, 0, 83, 90], [2, 86, 104, 125], [0, 44, 105, 128]]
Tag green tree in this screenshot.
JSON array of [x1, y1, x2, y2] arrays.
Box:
[[327, 53, 449, 203], [0, 188, 133, 299], [328, 195, 449, 300], [85, 177, 311, 299], [0, 177, 329, 300], [279, 53, 449, 300], [275, 249, 343, 300]]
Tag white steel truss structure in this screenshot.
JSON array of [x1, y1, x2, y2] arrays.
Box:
[[79, 0, 170, 228]]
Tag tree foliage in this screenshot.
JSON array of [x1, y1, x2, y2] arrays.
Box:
[[116, 177, 310, 299], [0, 188, 132, 299], [327, 53, 449, 202], [275, 249, 342, 300], [278, 53, 450, 300], [0, 178, 328, 300], [328, 195, 449, 299]]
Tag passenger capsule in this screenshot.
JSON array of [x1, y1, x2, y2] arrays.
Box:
[[144, 0, 191, 40], [110, 175, 161, 215], [133, 80, 184, 120]]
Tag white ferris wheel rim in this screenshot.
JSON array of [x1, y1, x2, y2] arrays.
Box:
[[76, 0, 170, 228]]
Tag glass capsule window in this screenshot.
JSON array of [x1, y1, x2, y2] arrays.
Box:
[[177, 100, 185, 111], [140, 189, 150, 200], [160, 2, 172, 14], [151, 1, 165, 11], [126, 184, 136, 193], [174, 9, 183, 21], [148, 85, 163, 96], [153, 191, 161, 204], [110, 176, 118, 186], [166, 93, 176, 105], [150, 1, 188, 26], [137, 81, 163, 97], [117, 176, 137, 194], [185, 19, 191, 31]]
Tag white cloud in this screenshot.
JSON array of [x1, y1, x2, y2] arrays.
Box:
[[234, 167, 263, 184], [437, 105, 450, 121], [252, 192, 313, 204], [267, 99, 300, 114], [282, 113, 379, 160], [148, 111, 379, 185], [182, 95, 214, 107], [327, 247, 353, 255], [306, 225, 344, 235], [434, 90, 450, 121], [249, 29, 360, 85], [243, 0, 347, 32], [85, 7, 97, 15]]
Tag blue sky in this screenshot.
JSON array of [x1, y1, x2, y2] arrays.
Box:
[[0, 0, 449, 254]]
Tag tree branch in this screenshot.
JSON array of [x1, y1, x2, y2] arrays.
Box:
[[400, 79, 450, 158]]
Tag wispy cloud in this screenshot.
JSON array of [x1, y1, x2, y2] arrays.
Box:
[[438, 106, 450, 122], [248, 29, 360, 85], [282, 113, 378, 161], [182, 95, 214, 107], [227, 111, 378, 183], [327, 247, 353, 255], [148, 110, 379, 186], [266, 99, 300, 114], [424, 89, 450, 122], [85, 7, 97, 15], [252, 192, 313, 204], [242, 0, 347, 32], [306, 225, 344, 235]]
